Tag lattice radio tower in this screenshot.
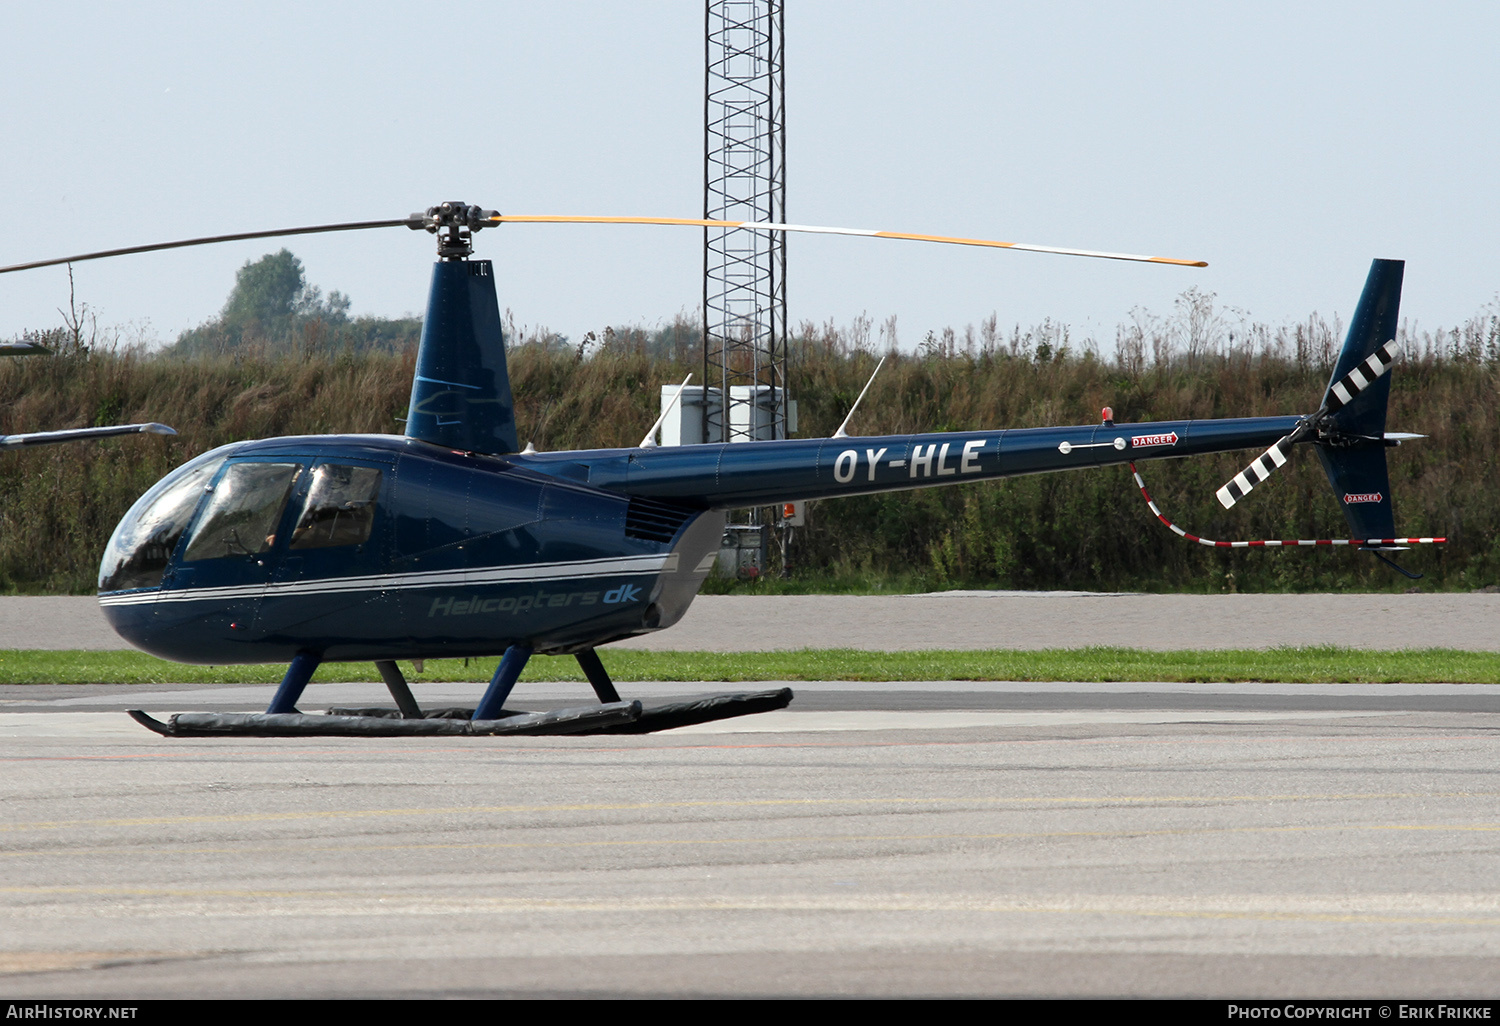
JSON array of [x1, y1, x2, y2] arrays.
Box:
[[703, 0, 787, 447]]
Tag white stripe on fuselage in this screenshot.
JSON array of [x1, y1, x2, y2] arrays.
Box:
[[98, 553, 679, 607]]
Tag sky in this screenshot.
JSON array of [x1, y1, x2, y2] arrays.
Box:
[[1, 2, 1496, 351]]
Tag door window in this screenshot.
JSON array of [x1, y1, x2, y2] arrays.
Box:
[[288, 464, 382, 550], [182, 462, 303, 562]]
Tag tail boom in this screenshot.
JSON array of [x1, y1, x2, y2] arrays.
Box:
[[534, 415, 1303, 509]]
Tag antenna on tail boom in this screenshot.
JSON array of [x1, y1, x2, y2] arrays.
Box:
[[832, 356, 886, 439], [640, 374, 695, 449]]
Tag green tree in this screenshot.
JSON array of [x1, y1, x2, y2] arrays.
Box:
[[222, 249, 307, 339], [171, 250, 365, 356]]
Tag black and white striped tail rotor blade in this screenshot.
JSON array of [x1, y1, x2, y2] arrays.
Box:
[[1216, 340, 1400, 510], [1216, 435, 1296, 509], [1323, 339, 1398, 415]]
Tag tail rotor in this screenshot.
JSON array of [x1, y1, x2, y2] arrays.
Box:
[[1207, 260, 1435, 572], [1215, 337, 1400, 510], [1215, 431, 1304, 510]]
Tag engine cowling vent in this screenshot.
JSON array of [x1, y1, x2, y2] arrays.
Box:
[[625, 496, 700, 544]]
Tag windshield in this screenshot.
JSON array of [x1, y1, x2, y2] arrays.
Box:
[[97, 446, 233, 592]]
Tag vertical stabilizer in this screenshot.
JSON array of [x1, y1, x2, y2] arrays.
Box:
[[1314, 259, 1405, 540], [404, 260, 519, 455], [1314, 444, 1396, 540], [1323, 259, 1403, 439]]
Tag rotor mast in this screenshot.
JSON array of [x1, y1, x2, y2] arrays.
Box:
[[408, 201, 499, 260]]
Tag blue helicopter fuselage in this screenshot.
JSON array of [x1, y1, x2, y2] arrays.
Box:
[[97, 414, 1298, 665]]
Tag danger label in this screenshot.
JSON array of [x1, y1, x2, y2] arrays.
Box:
[[1131, 432, 1178, 448], [1343, 492, 1383, 504]]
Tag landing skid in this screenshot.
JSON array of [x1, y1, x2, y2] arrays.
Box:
[[126, 645, 794, 738], [127, 689, 793, 738]]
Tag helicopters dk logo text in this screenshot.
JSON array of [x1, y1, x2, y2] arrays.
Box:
[[428, 584, 642, 618]]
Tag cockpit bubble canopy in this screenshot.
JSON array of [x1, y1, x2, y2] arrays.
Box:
[[98, 446, 232, 592]]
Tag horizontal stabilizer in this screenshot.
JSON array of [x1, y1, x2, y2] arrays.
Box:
[[0, 340, 51, 356]]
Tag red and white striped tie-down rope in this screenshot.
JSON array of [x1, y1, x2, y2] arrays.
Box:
[[1129, 462, 1445, 548]]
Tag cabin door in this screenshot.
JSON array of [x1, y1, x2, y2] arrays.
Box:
[[249, 457, 395, 641]]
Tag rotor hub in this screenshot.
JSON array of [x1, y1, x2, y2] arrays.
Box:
[[407, 201, 499, 260]]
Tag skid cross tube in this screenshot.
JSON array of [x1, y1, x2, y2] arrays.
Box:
[[575, 649, 622, 704], [473, 645, 532, 721], [375, 660, 423, 719], [265, 652, 321, 715]]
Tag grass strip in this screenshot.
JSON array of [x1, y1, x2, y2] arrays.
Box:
[[0, 647, 1497, 686]]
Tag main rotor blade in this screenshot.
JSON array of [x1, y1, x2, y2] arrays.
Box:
[[0, 209, 1208, 275], [0, 422, 176, 448], [491, 215, 1208, 267], [0, 219, 415, 275]]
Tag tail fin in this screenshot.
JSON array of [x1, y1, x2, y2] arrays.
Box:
[[1321, 259, 1402, 439], [404, 260, 520, 455], [1314, 445, 1395, 540], [1313, 259, 1403, 541]]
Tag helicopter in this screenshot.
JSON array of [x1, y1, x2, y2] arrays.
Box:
[[0, 202, 1436, 737]]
